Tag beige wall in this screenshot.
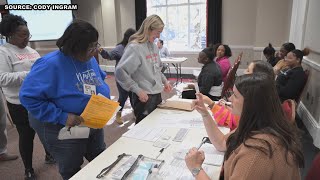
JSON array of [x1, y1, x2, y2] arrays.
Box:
[[222, 0, 257, 46], [255, 0, 292, 46], [222, 0, 292, 47]]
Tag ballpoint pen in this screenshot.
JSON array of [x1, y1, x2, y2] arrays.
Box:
[[197, 137, 207, 150], [156, 148, 164, 159]]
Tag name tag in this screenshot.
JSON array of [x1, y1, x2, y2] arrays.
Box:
[[83, 84, 96, 95]]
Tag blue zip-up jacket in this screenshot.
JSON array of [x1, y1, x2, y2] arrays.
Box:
[[19, 50, 110, 125]]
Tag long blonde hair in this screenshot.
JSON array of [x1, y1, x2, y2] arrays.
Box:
[[129, 14, 164, 43]]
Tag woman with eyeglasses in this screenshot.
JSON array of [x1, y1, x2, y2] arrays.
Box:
[[19, 20, 110, 179], [186, 73, 304, 179], [0, 14, 55, 179], [115, 15, 172, 124]]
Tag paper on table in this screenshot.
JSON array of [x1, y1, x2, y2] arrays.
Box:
[[173, 143, 225, 166], [122, 127, 166, 142], [159, 157, 217, 180], [156, 114, 204, 128], [81, 95, 120, 129], [199, 143, 225, 166]]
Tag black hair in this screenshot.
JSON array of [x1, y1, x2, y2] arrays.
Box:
[[291, 48, 310, 64], [56, 20, 98, 56], [201, 46, 215, 61], [213, 43, 232, 57], [118, 28, 136, 47], [225, 73, 304, 168], [159, 39, 164, 45], [263, 43, 275, 56], [282, 42, 296, 52], [0, 14, 27, 36]]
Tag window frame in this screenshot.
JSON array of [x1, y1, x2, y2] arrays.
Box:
[[147, 0, 207, 52]]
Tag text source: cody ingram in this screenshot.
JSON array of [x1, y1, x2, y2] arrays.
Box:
[[4, 4, 78, 10]]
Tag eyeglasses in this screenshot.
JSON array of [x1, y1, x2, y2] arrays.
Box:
[[12, 34, 32, 40], [88, 42, 101, 52]]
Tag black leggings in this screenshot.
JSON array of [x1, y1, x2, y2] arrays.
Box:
[[6, 102, 51, 170], [6, 102, 35, 170], [132, 93, 162, 124]]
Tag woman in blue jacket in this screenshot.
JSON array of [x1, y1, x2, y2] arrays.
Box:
[[19, 20, 110, 180]]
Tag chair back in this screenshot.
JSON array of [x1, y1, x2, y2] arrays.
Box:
[[221, 52, 243, 99], [295, 69, 310, 104], [281, 99, 296, 123]]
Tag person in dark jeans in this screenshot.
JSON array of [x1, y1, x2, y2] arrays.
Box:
[[131, 94, 162, 124], [20, 20, 110, 180], [0, 14, 54, 180], [99, 28, 136, 124]]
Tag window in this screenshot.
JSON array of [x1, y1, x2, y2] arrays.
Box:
[[147, 0, 206, 51]]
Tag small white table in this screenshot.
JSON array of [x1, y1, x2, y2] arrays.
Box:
[[71, 108, 226, 180], [161, 57, 188, 85]]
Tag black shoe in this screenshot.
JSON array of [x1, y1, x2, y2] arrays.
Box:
[[25, 168, 36, 180], [45, 154, 56, 164]]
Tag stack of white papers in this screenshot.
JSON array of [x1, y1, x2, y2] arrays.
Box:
[[122, 127, 166, 142]]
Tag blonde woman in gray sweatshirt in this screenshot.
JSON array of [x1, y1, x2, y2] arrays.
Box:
[[115, 15, 172, 124]]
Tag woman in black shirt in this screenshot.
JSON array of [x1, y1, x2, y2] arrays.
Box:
[[276, 48, 309, 102]]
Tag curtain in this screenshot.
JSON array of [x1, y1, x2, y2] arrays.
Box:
[[206, 0, 222, 46], [135, 0, 147, 30]]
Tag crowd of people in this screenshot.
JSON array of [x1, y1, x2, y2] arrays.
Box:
[[0, 13, 318, 180]]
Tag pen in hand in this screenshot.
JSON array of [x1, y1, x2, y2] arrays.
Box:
[[197, 137, 207, 150]]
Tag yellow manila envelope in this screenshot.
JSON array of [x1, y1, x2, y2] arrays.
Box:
[[81, 95, 120, 129]]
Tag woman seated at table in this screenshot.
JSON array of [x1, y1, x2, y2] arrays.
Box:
[[203, 60, 275, 130], [183, 47, 222, 101], [276, 48, 309, 102], [185, 73, 304, 179]]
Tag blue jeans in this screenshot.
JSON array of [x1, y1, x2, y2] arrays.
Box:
[[116, 81, 132, 111], [29, 114, 106, 180]]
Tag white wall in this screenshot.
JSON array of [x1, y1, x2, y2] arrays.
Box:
[[290, 0, 320, 148]]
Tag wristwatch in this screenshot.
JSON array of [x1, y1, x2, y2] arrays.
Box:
[[191, 167, 202, 177]]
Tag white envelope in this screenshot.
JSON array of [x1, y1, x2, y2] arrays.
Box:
[[58, 126, 90, 140]]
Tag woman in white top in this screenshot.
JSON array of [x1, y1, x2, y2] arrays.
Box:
[[0, 14, 54, 180]]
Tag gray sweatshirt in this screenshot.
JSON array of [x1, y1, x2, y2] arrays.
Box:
[[115, 41, 167, 95], [0, 43, 40, 104]]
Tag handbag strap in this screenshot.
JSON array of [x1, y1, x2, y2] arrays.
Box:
[[96, 153, 128, 178]]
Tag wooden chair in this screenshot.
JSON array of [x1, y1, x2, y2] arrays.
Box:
[[221, 52, 243, 99]]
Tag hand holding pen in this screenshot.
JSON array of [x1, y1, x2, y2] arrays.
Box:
[[185, 147, 205, 171]]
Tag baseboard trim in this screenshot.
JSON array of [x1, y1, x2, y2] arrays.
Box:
[[297, 102, 320, 148]]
